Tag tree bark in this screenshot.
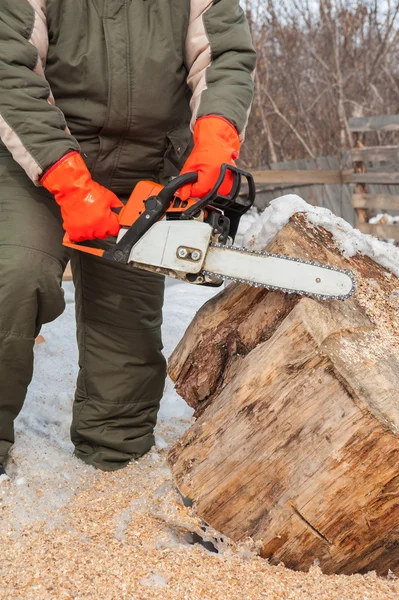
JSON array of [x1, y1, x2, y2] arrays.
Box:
[[168, 213, 399, 575]]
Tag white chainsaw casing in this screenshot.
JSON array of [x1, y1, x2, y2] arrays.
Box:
[[120, 220, 213, 274], [116, 220, 355, 299]]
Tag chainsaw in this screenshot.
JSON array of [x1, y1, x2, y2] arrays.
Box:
[[63, 165, 356, 300]]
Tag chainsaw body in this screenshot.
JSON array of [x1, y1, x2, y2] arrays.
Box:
[[63, 165, 356, 299], [64, 165, 255, 286]]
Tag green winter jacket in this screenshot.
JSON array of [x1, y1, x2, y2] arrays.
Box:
[[0, 0, 256, 194]]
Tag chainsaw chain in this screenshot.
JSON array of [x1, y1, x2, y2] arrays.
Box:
[[201, 243, 357, 301]]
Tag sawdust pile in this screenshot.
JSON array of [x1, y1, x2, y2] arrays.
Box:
[[1, 423, 398, 600]]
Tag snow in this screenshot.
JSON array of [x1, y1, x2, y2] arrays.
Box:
[[139, 573, 169, 588], [370, 213, 399, 225], [243, 195, 399, 278]]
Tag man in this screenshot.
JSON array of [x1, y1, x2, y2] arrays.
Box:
[[0, 0, 256, 474]]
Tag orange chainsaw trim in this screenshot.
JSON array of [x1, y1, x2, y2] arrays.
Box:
[[63, 235, 105, 257], [118, 181, 163, 227], [118, 180, 200, 226]]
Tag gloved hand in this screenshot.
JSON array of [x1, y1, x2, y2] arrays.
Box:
[[179, 116, 240, 201], [41, 152, 122, 242]]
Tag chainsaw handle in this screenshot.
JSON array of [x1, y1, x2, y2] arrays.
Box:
[[180, 164, 256, 220], [158, 172, 198, 204], [63, 206, 123, 256]]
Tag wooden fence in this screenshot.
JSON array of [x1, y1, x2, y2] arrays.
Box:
[[249, 163, 357, 225], [249, 169, 352, 186], [349, 115, 399, 240], [247, 157, 357, 226], [246, 114, 399, 240]]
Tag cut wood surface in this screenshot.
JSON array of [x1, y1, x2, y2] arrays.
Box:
[[352, 194, 399, 211], [168, 213, 399, 576], [349, 115, 399, 132]]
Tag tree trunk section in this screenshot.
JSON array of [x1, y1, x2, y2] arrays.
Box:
[[168, 213, 399, 576]]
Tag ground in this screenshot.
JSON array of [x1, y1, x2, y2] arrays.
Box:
[[1, 211, 399, 599]]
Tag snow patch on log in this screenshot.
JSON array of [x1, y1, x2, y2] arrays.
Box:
[[243, 195, 399, 277]]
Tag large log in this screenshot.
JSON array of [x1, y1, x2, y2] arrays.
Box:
[[168, 211, 399, 576]]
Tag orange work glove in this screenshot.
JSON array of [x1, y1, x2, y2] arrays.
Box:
[[41, 152, 122, 242], [179, 116, 240, 201]]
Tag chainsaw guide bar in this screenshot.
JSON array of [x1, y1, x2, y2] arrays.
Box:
[[202, 243, 356, 301]]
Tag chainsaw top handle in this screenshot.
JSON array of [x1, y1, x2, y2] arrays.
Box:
[[181, 164, 256, 222]]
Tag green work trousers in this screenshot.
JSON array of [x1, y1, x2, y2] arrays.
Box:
[[0, 156, 166, 471]]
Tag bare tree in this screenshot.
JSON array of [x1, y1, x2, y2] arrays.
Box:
[[241, 0, 399, 167]]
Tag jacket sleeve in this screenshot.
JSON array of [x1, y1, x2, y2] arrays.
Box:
[[184, 0, 256, 139], [0, 0, 80, 184]]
